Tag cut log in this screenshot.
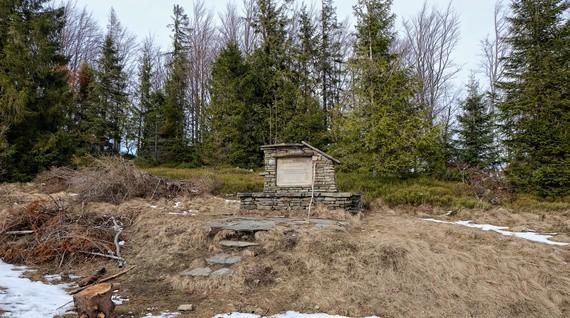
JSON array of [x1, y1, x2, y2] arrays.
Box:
[[70, 266, 136, 295], [78, 268, 106, 287], [73, 283, 119, 318]]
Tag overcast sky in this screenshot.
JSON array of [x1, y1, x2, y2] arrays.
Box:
[[73, 0, 500, 91]]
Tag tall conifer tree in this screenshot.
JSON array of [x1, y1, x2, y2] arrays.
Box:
[[0, 0, 73, 180], [455, 79, 497, 169], [333, 0, 439, 176], [499, 0, 569, 195], [158, 5, 192, 163]]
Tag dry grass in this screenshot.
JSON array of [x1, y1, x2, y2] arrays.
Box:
[[121, 200, 569, 318], [2, 183, 569, 318]]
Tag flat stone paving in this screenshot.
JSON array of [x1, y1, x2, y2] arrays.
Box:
[[219, 240, 259, 248], [180, 267, 212, 277], [206, 253, 242, 265], [209, 217, 349, 232], [211, 268, 234, 276]]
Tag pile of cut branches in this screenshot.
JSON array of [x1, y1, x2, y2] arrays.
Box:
[[36, 156, 208, 204], [0, 199, 127, 266]]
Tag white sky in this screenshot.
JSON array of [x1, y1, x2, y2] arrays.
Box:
[[73, 0, 499, 90]]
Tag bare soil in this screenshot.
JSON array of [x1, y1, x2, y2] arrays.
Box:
[[1, 182, 569, 318]]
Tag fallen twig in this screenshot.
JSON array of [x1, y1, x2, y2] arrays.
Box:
[[111, 217, 124, 267], [81, 251, 125, 262], [3, 230, 34, 235]]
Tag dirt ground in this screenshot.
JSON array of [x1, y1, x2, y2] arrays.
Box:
[[1, 183, 569, 318]]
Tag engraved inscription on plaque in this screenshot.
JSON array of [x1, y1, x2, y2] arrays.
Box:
[[276, 157, 313, 187]]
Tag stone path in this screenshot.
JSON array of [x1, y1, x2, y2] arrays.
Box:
[[183, 217, 348, 281], [219, 240, 259, 248], [209, 216, 349, 233], [206, 253, 242, 265]]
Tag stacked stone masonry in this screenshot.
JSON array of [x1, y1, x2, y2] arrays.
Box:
[[238, 192, 363, 214], [239, 143, 363, 214]]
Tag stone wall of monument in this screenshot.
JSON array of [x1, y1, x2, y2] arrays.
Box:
[[238, 192, 362, 214], [261, 145, 337, 193]]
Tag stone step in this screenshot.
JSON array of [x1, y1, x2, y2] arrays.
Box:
[[206, 253, 242, 265], [180, 267, 234, 278], [219, 240, 259, 248]]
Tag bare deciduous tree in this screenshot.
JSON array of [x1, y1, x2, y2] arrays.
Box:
[[187, 0, 217, 143], [481, 0, 509, 113], [219, 1, 241, 46], [58, 0, 101, 74], [241, 0, 259, 54], [402, 1, 461, 125]]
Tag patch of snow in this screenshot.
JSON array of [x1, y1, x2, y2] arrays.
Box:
[[143, 312, 180, 318], [112, 291, 129, 305], [149, 205, 158, 209], [0, 260, 73, 318], [213, 312, 379, 318], [422, 218, 569, 246], [119, 240, 126, 246], [173, 201, 182, 208]]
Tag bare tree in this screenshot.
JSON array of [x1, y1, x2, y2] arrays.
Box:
[[402, 1, 461, 125], [187, 0, 217, 143], [219, 1, 242, 46], [241, 0, 259, 54], [481, 0, 509, 113], [58, 0, 101, 74]]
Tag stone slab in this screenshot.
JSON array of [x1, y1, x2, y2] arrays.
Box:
[[177, 304, 194, 311], [210, 218, 276, 232], [220, 240, 260, 248], [206, 253, 242, 265], [210, 217, 349, 232], [180, 267, 212, 277], [211, 268, 234, 277]]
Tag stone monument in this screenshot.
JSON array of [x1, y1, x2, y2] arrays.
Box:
[[238, 142, 362, 213]]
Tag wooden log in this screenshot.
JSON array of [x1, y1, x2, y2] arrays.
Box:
[[70, 266, 136, 295], [78, 268, 107, 287], [73, 283, 118, 318]]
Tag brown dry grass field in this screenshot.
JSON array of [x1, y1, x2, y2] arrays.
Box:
[[1, 178, 569, 318]]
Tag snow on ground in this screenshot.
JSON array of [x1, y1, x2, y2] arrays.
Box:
[[422, 219, 569, 246], [112, 291, 129, 305], [0, 260, 73, 318], [214, 312, 379, 318]]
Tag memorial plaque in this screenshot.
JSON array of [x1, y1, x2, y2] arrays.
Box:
[[276, 157, 313, 187]]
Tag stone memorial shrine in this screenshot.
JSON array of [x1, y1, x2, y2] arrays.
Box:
[[238, 142, 362, 213]]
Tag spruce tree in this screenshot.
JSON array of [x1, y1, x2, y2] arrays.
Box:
[[137, 41, 158, 161], [85, 11, 129, 155], [319, 0, 342, 126], [204, 41, 262, 167], [455, 79, 497, 169], [499, 0, 569, 196], [0, 0, 73, 181], [158, 4, 192, 163], [332, 0, 437, 176]]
